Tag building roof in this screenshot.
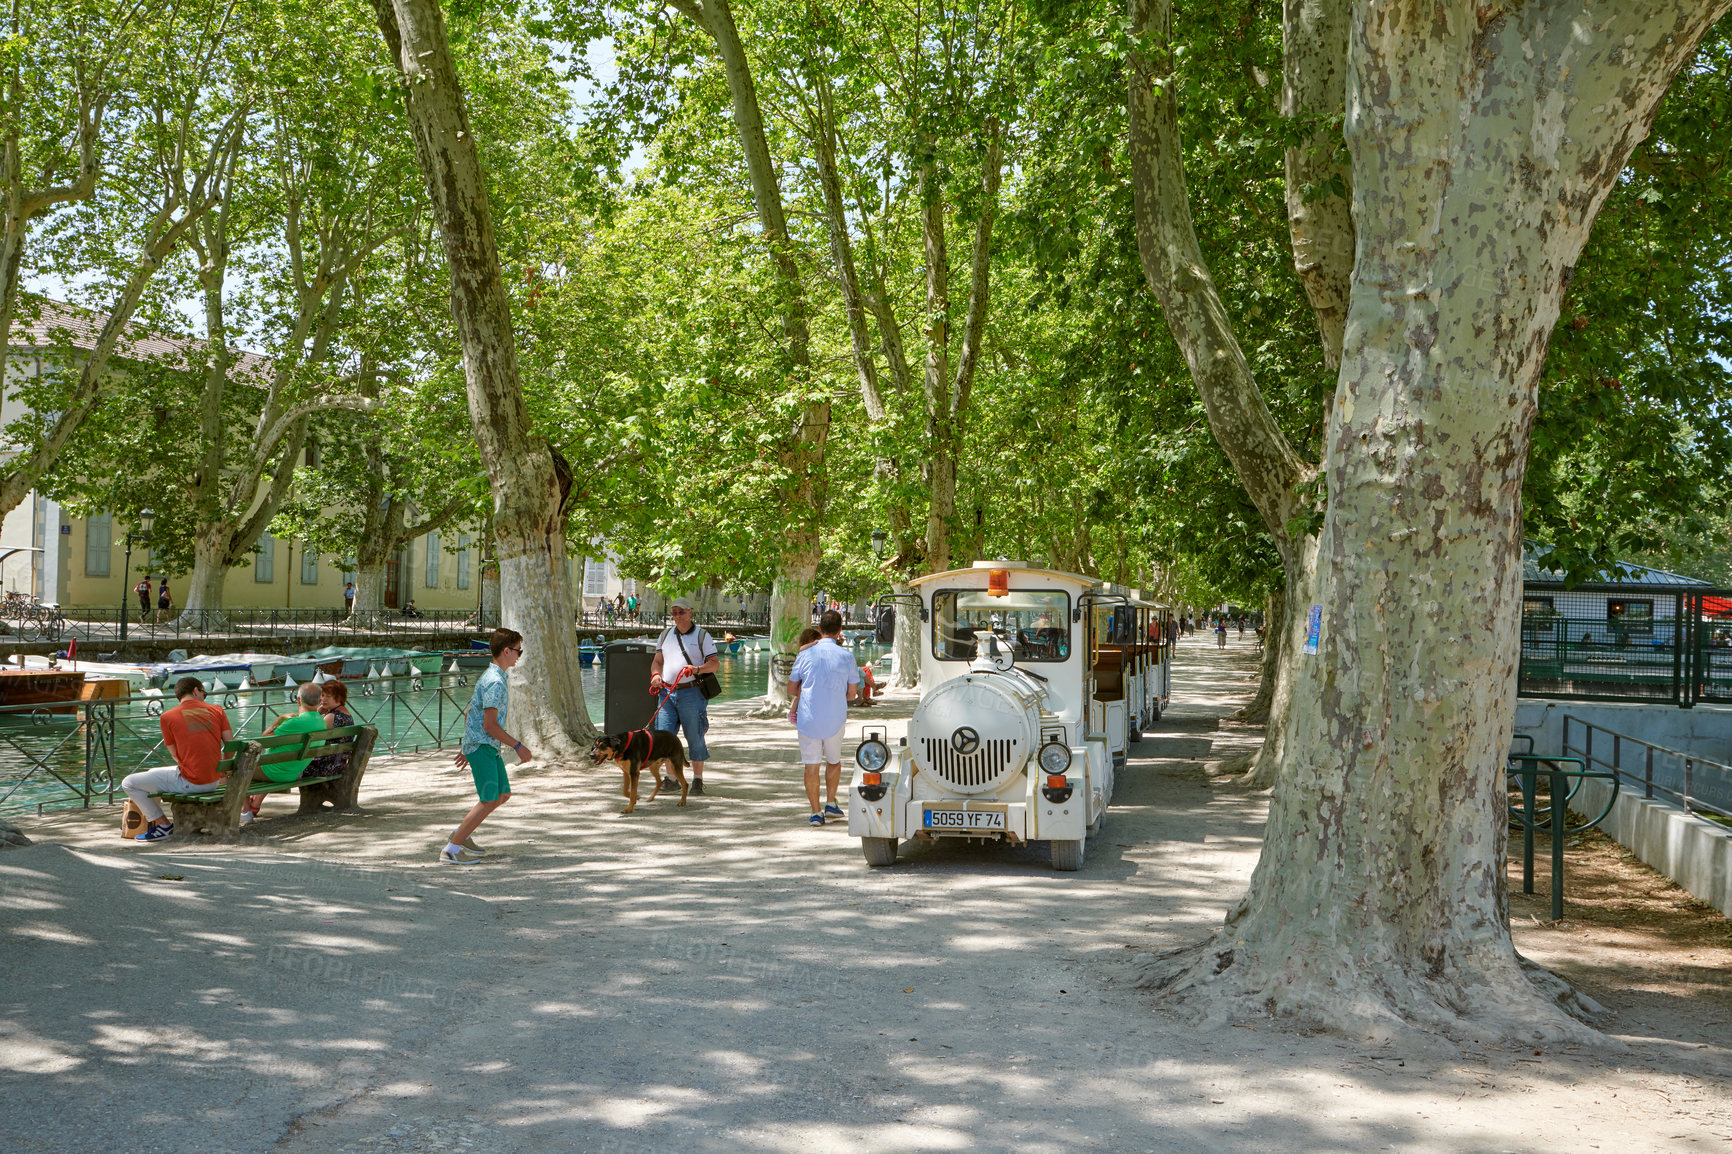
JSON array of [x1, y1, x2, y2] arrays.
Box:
[[1522, 541, 1712, 587], [7, 298, 273, 381]]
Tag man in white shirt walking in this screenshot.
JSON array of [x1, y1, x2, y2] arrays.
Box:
[[650, 597, 720, 793], [787, 610, 859, 825]]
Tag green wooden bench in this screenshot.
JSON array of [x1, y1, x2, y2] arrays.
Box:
[[152, 724, 378, 837]]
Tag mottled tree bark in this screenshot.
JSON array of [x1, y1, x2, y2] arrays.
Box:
[[0, 118, 242, 521], [1282, 0, 1355, 369], [1126, 0, 1319, 793], [919, 129, 1002, 576], [175, 190, 373, 626], [373, 0, 593, 753], [804, 81, 926, 689], [669, 0, 826, 713], [1234, 586, 1282, 725], [1135, 0, 1731, 1040]]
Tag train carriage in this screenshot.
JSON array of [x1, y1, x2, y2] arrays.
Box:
[[848, 560, 1172, 871]]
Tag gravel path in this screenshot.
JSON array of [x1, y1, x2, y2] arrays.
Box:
[[3, 633, 1728, 1152]]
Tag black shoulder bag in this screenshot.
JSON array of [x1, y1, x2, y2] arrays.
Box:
[[672, 627, 723, 699]]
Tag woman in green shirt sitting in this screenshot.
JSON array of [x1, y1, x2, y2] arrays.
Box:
[[245, 681, 331, 822]]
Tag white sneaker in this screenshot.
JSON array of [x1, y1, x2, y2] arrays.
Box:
[[239, 811, 255, 824], [439, 846, 482, 865]]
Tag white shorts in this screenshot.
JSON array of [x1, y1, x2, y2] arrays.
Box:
[[798, 729, 844, 765]]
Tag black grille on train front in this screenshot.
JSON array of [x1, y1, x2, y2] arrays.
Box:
[[921, 737, 1018, 790]]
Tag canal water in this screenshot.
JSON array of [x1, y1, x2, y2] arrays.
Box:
[[0, 639, 891, 814]]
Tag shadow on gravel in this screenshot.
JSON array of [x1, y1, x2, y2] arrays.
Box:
[[5, 635, 1725, 1153], [0, 843, 494, 1154]]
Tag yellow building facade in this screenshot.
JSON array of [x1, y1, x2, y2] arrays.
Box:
[[55, 512, 488, 614]]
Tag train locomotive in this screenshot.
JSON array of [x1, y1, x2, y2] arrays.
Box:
[[849, 560, 1172, 871]]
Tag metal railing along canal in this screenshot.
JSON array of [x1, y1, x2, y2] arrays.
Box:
[[0, 672, 480, 815], [1561, 714, 1732, 822]]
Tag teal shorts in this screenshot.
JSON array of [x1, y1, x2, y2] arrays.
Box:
[[467, 744, 511, 802]]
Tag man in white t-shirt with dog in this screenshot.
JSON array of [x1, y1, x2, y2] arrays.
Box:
[[787, 609, 859, 826], [649, 597, 720, 794]]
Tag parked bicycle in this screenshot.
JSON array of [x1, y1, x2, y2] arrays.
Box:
[[2, 594, 66, 642]]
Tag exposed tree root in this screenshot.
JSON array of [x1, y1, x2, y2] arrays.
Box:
[[1134, 931, 1620, 1050], [1236, 742, 1280, 790], [1229, 699, 1271, 725], [1207, 751, 1257, 778]]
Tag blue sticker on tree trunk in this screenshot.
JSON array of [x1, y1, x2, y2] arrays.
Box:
[[1304, 605, 1322, 655]]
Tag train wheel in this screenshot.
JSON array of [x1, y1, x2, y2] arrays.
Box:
[[861, 837, 898, 867], [1051, 839, 1085, 871]]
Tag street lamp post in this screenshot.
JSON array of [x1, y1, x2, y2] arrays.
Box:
[[118, 508, 155, 643]]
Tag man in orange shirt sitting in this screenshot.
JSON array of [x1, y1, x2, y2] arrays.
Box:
[[121, 676, 235, 841]]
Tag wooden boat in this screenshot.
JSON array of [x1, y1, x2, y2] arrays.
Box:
[[0, 669, 87, 715], [17, 655, 153, 689], [79, 678, 129, 704]]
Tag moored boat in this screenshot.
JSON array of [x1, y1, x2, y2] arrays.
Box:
[[0, 669, 87, 715]]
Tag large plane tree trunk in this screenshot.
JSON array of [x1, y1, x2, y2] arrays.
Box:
[[177, 524, 232, 627], [1237, 539, 1317, 788], [890, 580, 922, 689], [349, 561, 387, 622], [670, 0, 827, 715], [1234, 587, 1281, 725], [1134, 0, 1730, 1041], [373, 0, 593, 755]]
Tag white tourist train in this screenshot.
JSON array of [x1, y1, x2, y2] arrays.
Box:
[[848, 560, 1173, 871]]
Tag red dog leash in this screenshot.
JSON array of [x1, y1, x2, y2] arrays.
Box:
[[624, 682, 680, 761]]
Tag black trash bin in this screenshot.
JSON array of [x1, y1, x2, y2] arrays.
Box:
[[604, 641, 658, 734]]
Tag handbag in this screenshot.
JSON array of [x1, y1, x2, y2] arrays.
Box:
[[671, 626, 723, 699]]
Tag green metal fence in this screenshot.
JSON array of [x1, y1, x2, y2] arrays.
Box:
[[1519, 584, 1732, 707]]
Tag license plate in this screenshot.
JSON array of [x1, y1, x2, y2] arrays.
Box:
[[923, 806, 1006, 830]]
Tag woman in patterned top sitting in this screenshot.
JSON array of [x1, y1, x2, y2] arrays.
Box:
[[302, 679, 355, 779]]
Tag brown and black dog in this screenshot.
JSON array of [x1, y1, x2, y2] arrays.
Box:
[[590, 728, 690, 814]]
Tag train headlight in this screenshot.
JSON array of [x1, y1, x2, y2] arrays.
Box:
[[856, 737, 891, 801], [1038, 741, 1071, 776], [857, 738, 890, 772]]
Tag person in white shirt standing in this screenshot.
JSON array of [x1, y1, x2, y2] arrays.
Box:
[[787, 610, 859, 826], [649, 597, 720, 794]]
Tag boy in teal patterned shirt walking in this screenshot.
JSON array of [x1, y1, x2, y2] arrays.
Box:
[[442, 628, 532, 864]]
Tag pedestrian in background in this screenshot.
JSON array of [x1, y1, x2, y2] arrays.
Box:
[[135, 576, 151, 618], [156, 579, 173, 623], [787, 610, 859, 826]]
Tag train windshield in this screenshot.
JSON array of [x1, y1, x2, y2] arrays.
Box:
[[932, 589, 1071, 662]]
